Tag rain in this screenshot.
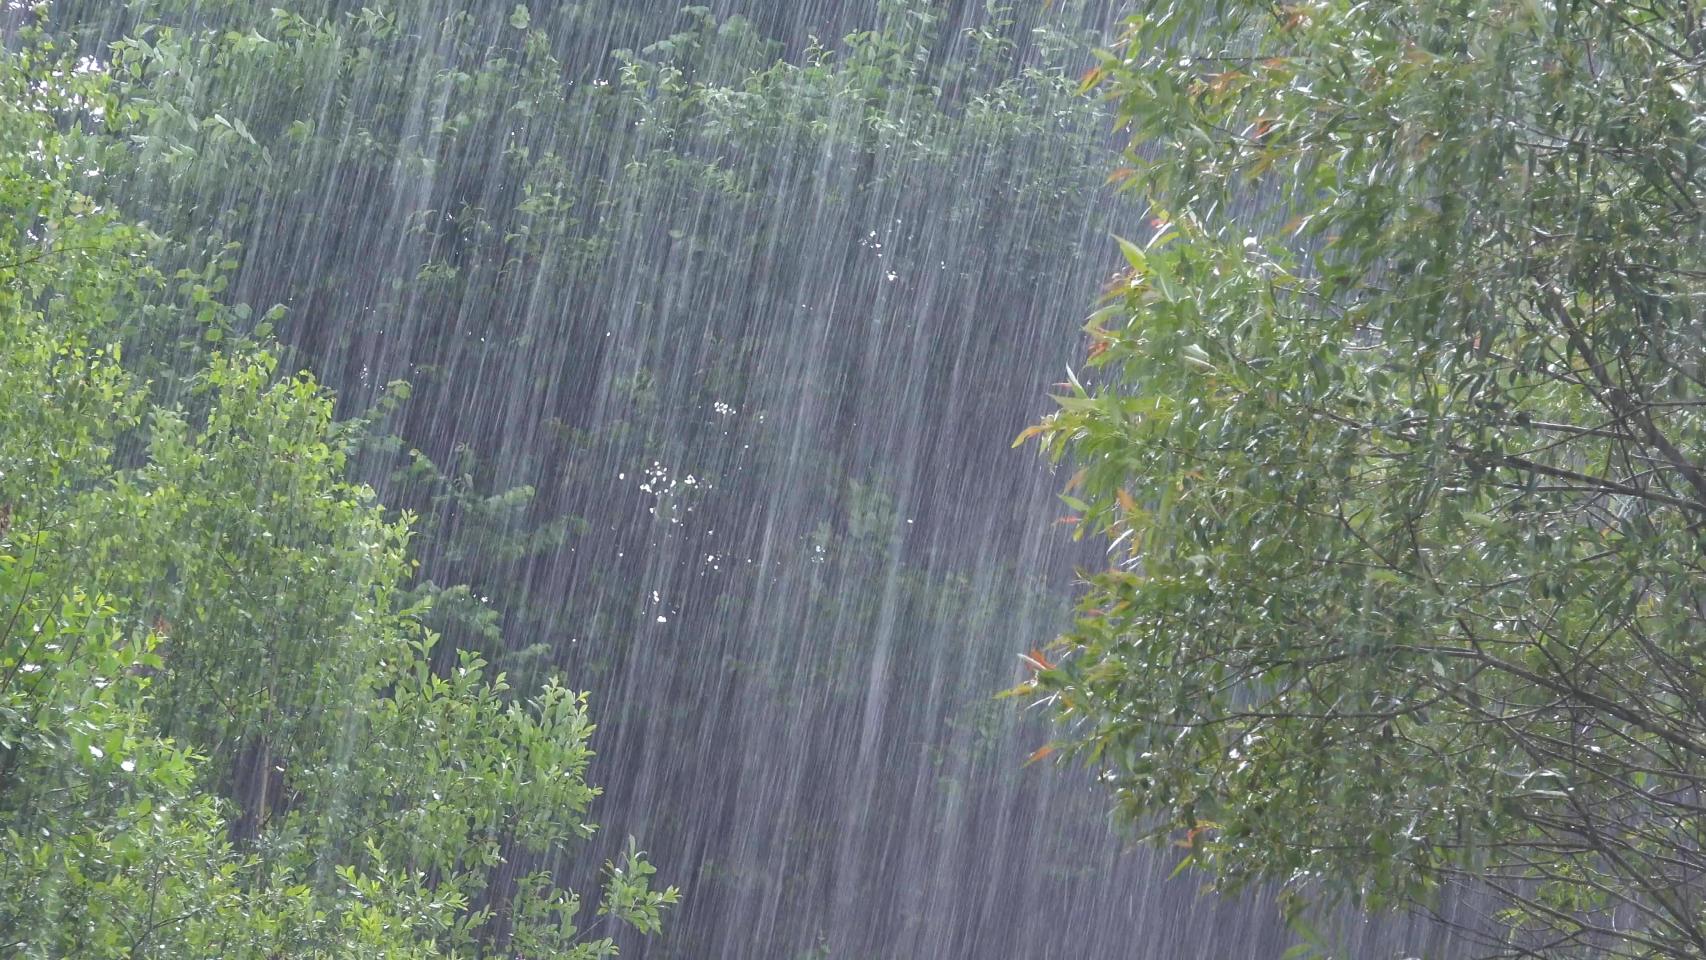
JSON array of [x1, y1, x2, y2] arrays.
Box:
[[11, 0, 1670, 958]]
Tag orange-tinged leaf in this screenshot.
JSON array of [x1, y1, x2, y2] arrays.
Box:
[[1173, 820, 1222, 848], [1026, 744, 1056, 764], [1021, 648, 1057, 672], [1206, 70, 1244, 94], [1115, 488, 1138, 515], [1011, 424, 1045, 448], [1104, 167, 1137, 186]]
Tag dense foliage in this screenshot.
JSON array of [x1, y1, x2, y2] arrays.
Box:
[[12, 2, 1154, 956], [1024, 1, 1706, 956], [0, 37, 673, 958], [39, 0, 1122, 675]]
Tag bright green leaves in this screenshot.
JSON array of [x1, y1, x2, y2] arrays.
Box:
[[0, 39, 672, 960], [600, 837, 681, 937]]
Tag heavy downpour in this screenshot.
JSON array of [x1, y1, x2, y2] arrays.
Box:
[[5, 1, 1706, 958]]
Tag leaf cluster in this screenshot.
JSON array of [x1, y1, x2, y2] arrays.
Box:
[[1024, 2, 1706, 957], [0, 39, 674, 959]]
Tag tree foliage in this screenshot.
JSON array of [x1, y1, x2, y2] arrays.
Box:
[[1025, 1, 1706, 957], [14, 1, 1141, 951], [0, 35, 673, 959], [53, 0, 1119, 682]]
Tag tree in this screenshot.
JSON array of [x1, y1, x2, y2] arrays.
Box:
[[0, 35, 673, 958], [1022, 2, 1706, 957], [64, 0, 1119, 682]]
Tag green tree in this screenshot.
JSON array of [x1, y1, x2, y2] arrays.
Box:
[[1024, 2, 1706, 957], [0, 36, 673, 959], [65, 0, 1117, 686]]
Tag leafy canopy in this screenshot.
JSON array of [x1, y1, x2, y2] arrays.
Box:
[[1024, 2, 1706, 957], [0, 32, 673, 960]]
